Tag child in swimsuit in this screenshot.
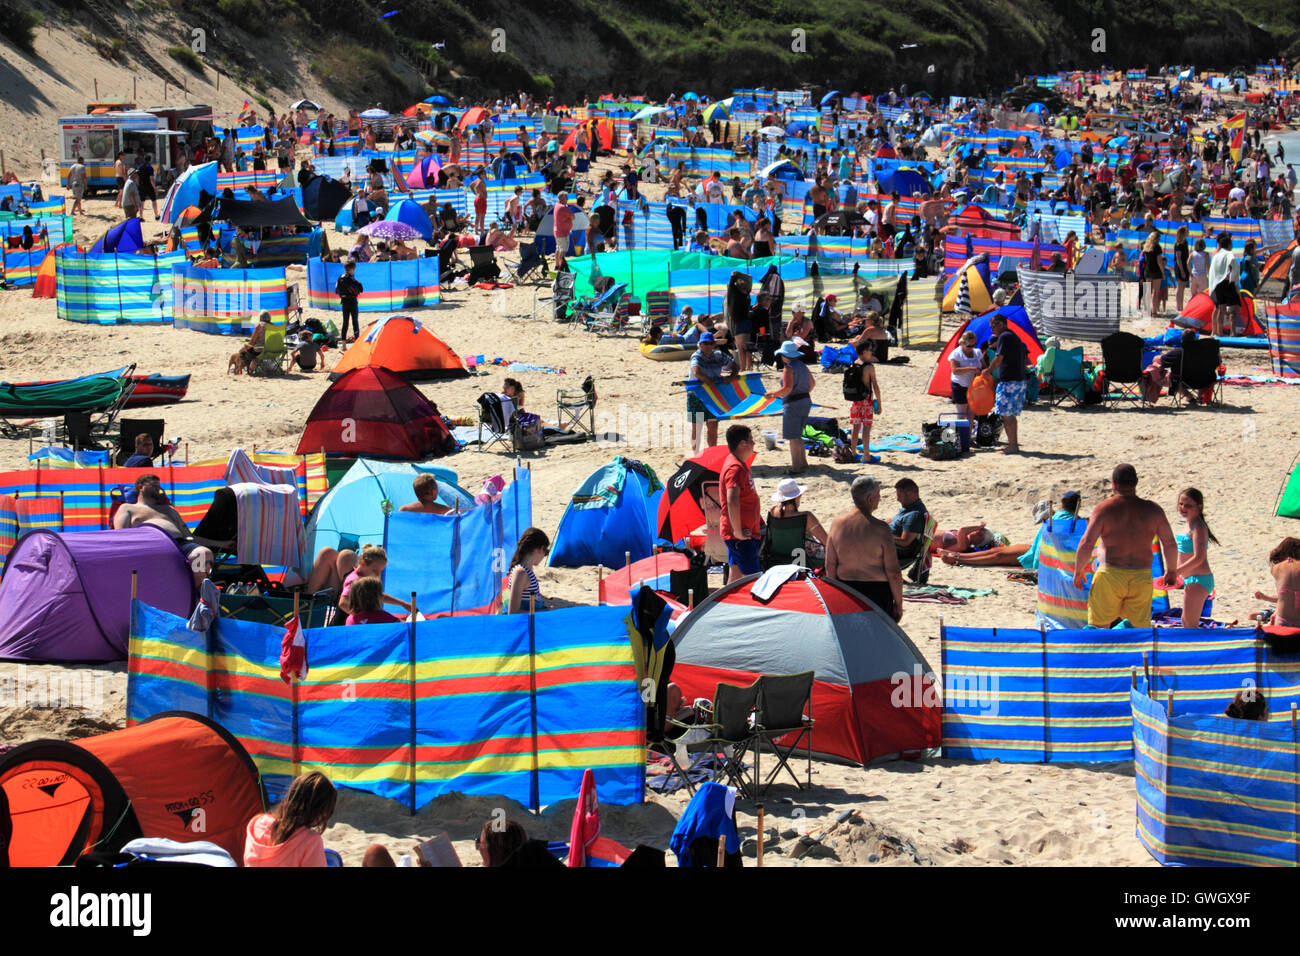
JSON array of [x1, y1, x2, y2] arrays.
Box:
[[1174, 488, 1217, 628], [1253, 537, 1300, 627]]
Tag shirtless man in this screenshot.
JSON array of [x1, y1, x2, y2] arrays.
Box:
[[398, 473, 451, 515], [1072, 464, 1178, 628], [825, 476, 903, 622], [113, 474, 232, 587]]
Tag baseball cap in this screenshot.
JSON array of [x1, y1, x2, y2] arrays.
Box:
[[699, 332, 716, 343]]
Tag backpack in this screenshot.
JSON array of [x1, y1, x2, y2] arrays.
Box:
[[842, 362, 869, 402]]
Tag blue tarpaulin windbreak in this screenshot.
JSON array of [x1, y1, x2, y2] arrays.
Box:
[[382, 468, 531, 615]]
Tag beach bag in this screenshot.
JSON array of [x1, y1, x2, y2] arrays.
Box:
[[974, 414, 1003, 447], [967, 372, 995, 416]]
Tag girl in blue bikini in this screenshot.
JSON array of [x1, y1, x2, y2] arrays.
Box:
[[1175, 488, 1218, 627]]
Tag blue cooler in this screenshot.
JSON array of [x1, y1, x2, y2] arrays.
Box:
[[937, 414, 971, 455]]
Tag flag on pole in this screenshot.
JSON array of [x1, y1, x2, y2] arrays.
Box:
[[279, 616, 308, 683], [1223, 112, 1246, 163]]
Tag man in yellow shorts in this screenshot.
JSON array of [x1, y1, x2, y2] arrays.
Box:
[[1072, 463, 1179, 627]]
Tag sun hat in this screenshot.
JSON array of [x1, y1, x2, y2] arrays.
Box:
[[1032, 500, 1052, 524], [770, 478, 807, 503], [776, 340, 804, 361]]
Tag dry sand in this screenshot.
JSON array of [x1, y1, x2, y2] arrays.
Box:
[[0, 65, 1294, 866]]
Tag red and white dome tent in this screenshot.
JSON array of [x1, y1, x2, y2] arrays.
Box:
[[669, 570, 941, 765]]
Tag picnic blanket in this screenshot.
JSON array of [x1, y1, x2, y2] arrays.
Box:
[[869, 433, 924, 453], [684, 371, 790, 419]]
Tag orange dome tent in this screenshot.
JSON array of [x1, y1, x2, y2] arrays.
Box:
[[328, 315, 468, 381]]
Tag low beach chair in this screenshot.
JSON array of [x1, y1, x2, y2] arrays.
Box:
[[1042, 345, 1086, 407], [904, 513, 938, 585], [641, 290, 671, 337]]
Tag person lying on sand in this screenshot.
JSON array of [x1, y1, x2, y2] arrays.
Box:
[[939, 493, 1083, 570]]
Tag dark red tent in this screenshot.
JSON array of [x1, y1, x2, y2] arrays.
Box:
[[296, 366, 455, 459]]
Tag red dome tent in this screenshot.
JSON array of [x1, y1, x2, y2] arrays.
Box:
[[297, 366, 456, 458], [1175, 290, 1265, 337], [0, 712, 266, 866], [329, 315, 468, 381], [669, 572, 940, 764]]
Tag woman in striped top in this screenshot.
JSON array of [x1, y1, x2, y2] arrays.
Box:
[[502, 528, 550, 614]]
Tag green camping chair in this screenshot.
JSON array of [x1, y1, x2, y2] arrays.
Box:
[[752, 671, 815, 796], [248, 324, 289, 376], [761, 513, 819, 571], [1042, 346, 1086, 407]]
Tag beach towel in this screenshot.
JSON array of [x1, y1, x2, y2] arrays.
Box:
[[230, 481, 306, 569], [570, 456, 663, 510], [869, 433, 924, 453], [904, 584, 996, 604], [225, 447, 298, 487], [187, 578, 220, 632], [684, 371, 791, 419]]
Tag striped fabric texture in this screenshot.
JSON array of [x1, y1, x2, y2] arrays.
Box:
[[684, 371, 788, 419], [1133, 682, 1300, 866], [56, 249, 189, 324], [306, 257, 440, 312], [171, 263, 290, 334], [127, 600, 646, 811], [942, 625, 1278, 763]]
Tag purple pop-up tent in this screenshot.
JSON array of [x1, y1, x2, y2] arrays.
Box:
[[0, 525, 195, 662]]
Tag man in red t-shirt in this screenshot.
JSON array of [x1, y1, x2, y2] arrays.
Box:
[[719, 424, 762, 582], [552, 191, 574, 269]]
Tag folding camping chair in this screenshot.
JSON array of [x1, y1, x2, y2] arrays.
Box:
[[556, 375, 597, 439], [536, 270, 576, 321], [641, 290, 672, 337], [115, 418, 166, 466], [247, 324, 289, 376], [1041, 345, 1086, 407], [435, 233, 460, 284], [466, 245, 502, 284], [752, 671, 815, 796], [476, 391, 517, 453], [1100, 331, 1147, 406], [1172, 336, 1226, 407], [663, 679, 761, 799], [760, 513, 818, 571], [507, 240, 550, 285]]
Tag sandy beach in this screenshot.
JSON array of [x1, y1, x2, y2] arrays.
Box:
[[1, 70, 1297, 867]]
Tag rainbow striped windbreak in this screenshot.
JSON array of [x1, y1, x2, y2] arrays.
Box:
[[1133, 682, 1300, 866], [127, 600, 646, 811], [942, 625, 1297, 763], [306, 256, 440, 312], [56, 249, 189, 324], [1266, 301, 1300, 377], [684, 371, 789, 419], [171, 263, 289, 334]]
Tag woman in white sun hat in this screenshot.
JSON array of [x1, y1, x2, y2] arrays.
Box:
[[763, 477, 828, 568]]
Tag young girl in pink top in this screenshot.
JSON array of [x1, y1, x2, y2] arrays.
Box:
[[244, 771, 336, 867]]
